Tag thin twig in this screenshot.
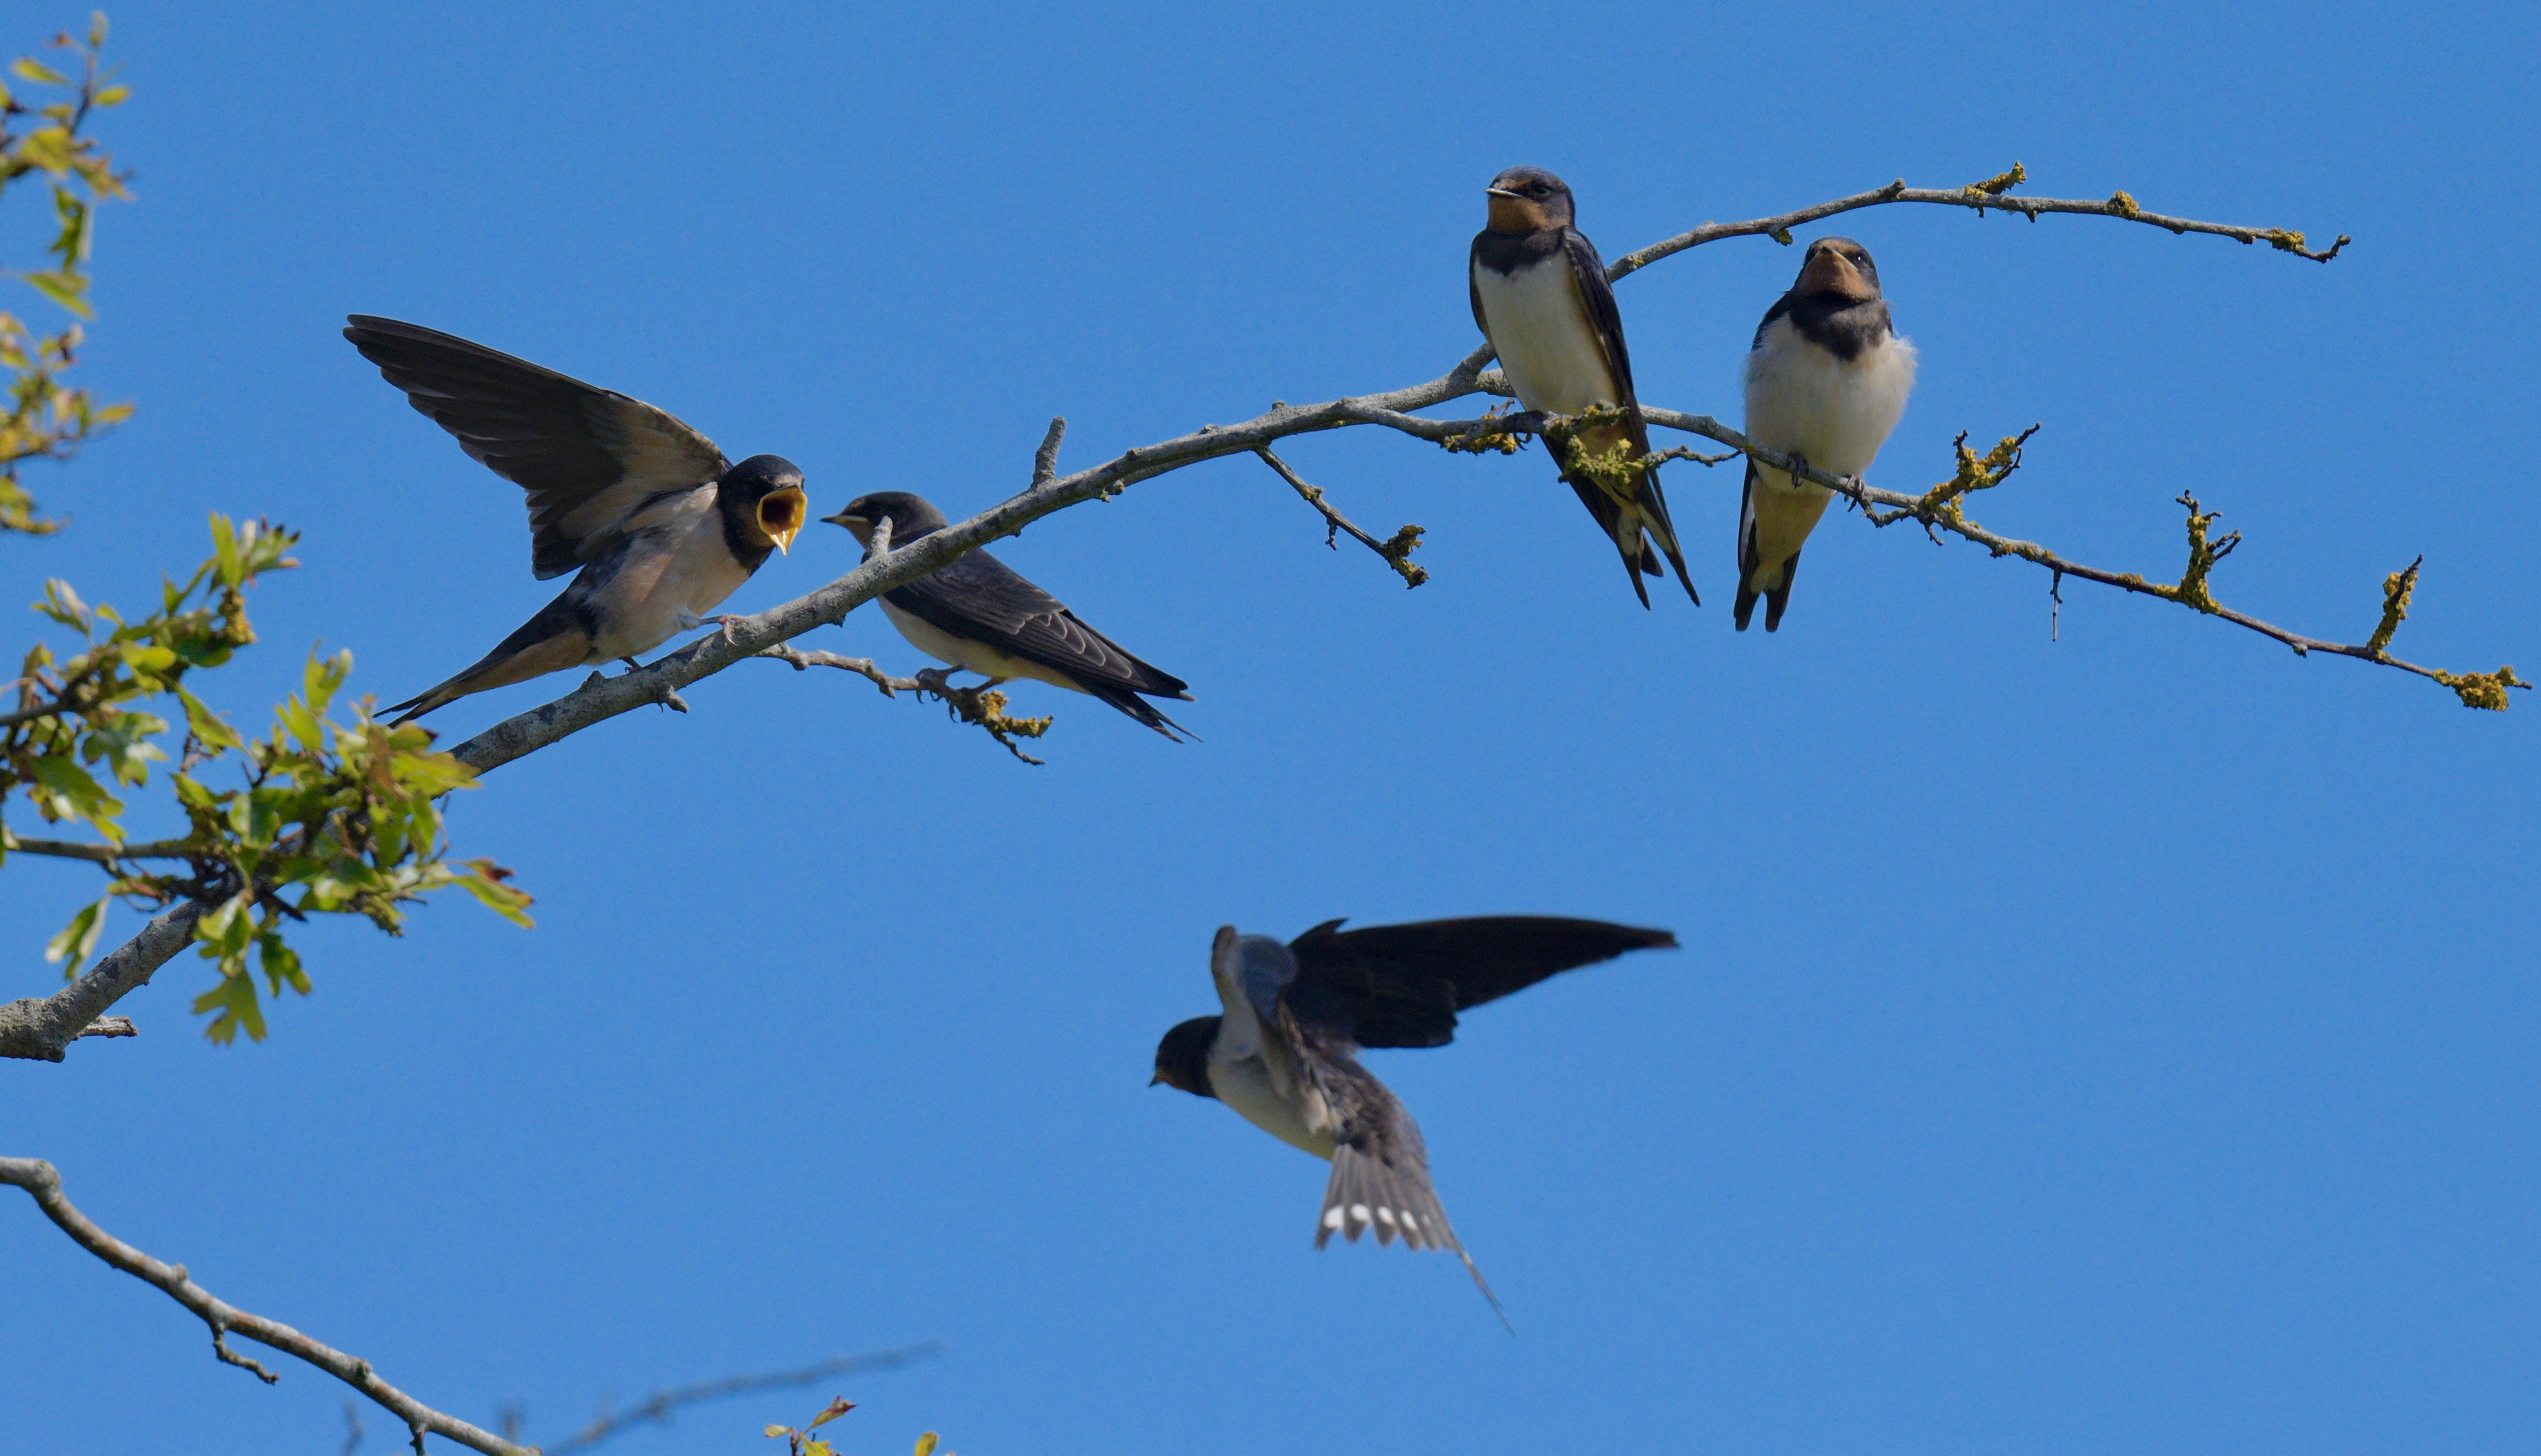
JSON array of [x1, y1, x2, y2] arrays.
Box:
[[1031, 417, 1066, 489], [1608, 169, 2350, 280], [0, 1158, 533, 1456], [1254, 448, 1427, 588], [4, 834, 202, 863], [543, 1344, 945, 1456]]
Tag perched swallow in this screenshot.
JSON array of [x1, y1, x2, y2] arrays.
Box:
[[1151, 915, 1679, 1316], [343, 316, 807, 723], [822, 491, 1194, 741], [1470, 166, 1696, 609], [1735, 237, 1917, 632]]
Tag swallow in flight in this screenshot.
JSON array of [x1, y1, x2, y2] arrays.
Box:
[[1151, 915, 1679, 1318]]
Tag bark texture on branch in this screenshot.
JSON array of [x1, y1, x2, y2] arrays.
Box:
[[2, 1157, 534, 1456]]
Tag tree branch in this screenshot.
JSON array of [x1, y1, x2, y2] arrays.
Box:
[[2, 1157, 533, 1456], [542, 1344, 945, 1456], [17, 169, 2445, 1060], [1608, 164, 2351, 280], [1254, 447, 1427, 588], [0, 896, 205, 1061]]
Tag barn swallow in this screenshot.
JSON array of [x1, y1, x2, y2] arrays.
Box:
[[1470, 166, 1696, 609], [822, 491, 1195, 742], [1736, 237, 1917, 632], [343, 316, 807, 723], [1151, 915, 1679, 1318]]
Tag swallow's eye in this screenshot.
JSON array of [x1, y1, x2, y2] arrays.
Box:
[[1529, 183, 1550, 197]]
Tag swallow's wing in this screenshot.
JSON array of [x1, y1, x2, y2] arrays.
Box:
[[886, 548, 1191, 699], [1561, 229, 1644, 424], [1284, 915, 1678, 1050], [345, 315, 729, 579]]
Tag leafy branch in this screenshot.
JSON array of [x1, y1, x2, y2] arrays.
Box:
[[1, 12, 131, 532], [766, 1399, 954, 1456], [0, 515, 532, 1054]]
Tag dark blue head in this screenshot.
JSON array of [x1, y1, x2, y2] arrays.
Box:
[[720, 454, 807, 555]]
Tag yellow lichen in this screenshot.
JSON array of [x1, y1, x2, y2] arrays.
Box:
[[1963, 162, 2027, 197], [2432, 665, 2527, 711], [2107, 189, 2142, 219], [2366, 557, 2420, 655]]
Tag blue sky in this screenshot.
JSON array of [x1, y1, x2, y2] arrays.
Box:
[[6, 2, 2535, 1453]]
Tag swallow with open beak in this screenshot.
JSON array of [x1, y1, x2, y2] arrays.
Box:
[[823, 491, 1194, 741], [1151, 915, 1679, 1320], [1470, 166, 1697, 609], [1736, 237, 1917, 632], [343, 316, 807, 724]]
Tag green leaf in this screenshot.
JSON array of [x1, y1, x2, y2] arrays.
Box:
[[455, 862, 535, 927], [191, 972, 266, 1044], [177, 688, 245, 753], [278, 696, 323, 754], [10, 57, 70, 86], [89, 11, 109, 47], [808, 1399, 855, 1430], [209, 513, 242, 587], [17, 269, 93, 319], [30, 755, 125, 840], [44, 896, 110, 978], [36, 577, 91, 631], [303, 648, 353, 717], [258, 933, 310, 996], [914, 1434, 940, 1456], [92, 82, 128, 106]]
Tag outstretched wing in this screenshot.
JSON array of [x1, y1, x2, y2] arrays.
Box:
[[1285, 915, 1678, 1050], [344, 315, 729, 579], [886, 548, 1191, 700]]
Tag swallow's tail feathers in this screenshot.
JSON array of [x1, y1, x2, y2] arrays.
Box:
[[1639, 469, 1699, 607], [1565, 476, 1658, 608], [1084, 683, 1199, 744], [1316, 1141, 1508, 1328], [386, 597, 594, 726]]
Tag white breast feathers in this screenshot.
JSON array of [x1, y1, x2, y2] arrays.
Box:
[[1742, 317, 1918, 479], [1475, 255, 1617, 415]]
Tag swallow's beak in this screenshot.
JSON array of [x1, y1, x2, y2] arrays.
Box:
[[759, 485, 807, 554], [1486, 187, 1522, 199], [1798, 248, 1855, 295], [822, 509, 873, 547], [1148, 1070, 1165, 1087]]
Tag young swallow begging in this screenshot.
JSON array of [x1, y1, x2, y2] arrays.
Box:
[[1151, 915, 1679, 1319], [823, 491, 1195, 741], [1470, 166, 1696, 609], [343, 316, 807, 723], [1736, 237, 1917, 632]]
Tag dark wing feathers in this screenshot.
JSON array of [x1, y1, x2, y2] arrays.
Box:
[[1561, 230, 1646, 435], [1284, 915, 1678, 1050], [343, 315, 727, 579], [886, 549, 1191, 700]]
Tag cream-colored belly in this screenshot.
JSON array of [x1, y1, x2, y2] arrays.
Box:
[[878, 598, 1086, 693], [1211, 1050, 1336, 1160], [1475, 256, 1616, 415], [1743, 319, 1917, 478], [587, 510, 751, 660]]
